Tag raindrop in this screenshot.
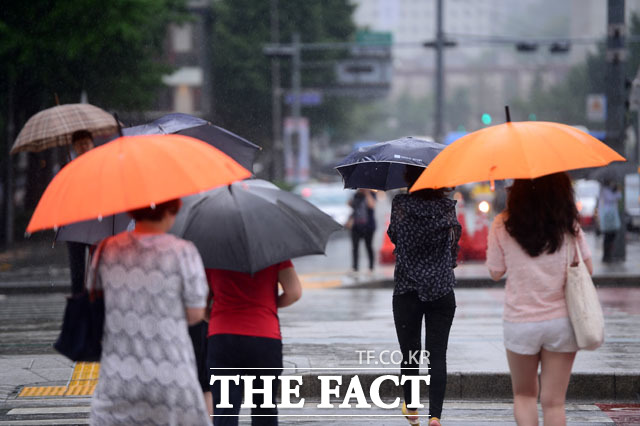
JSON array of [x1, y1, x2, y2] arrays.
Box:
[[150, 203, 156, 209], [24, 232, 31, 238], [53, 226, 58, 232], [98, 215, 103, 222]]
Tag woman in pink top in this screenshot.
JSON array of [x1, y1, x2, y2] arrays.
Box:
[[486, 172, 593, 426]]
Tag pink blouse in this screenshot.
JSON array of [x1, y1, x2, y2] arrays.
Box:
[[486, 212, 592, 322]]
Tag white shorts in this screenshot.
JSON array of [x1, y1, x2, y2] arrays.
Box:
[[503, 317, 578, 355]]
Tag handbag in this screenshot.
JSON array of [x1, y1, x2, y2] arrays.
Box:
[[53, 240, 107, 361], [565, 236, 604, 350]]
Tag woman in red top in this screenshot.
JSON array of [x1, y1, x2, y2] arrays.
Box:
[[206, 261, 302, 426]]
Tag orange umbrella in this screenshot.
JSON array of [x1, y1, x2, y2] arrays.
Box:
[[27, 134, 251, 234], [411, 121, 626, 191]]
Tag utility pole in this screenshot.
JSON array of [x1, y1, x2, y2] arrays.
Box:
[[605, 0, 626, 261], [269, 0, 282, 181], [3, 72, 15, 247], [434, 0, 445, 143]]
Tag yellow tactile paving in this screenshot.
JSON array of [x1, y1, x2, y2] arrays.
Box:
[[18, 362, 100, 397], [18, 386, 67, 397]]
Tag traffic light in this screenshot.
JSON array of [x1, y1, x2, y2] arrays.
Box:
[[481, 113, 492, 125], [528, 113, 537, 121], [515, 42, 538, 52], [549, 41, 570, 54]]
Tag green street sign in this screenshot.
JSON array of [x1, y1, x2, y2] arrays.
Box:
[[355, 31, 393, 45]]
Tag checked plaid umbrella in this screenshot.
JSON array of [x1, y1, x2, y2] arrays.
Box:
[[11, 104, 118, 154]]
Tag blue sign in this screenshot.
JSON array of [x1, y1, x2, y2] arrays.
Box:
[[285, 91, 323, 106]]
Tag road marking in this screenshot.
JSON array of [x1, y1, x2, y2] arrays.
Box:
[[0, 420, 89, 425], [18, 362, 99, 397], [8, 407, 91, 415]]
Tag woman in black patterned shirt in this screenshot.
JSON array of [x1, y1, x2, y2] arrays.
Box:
[[387, 166, 461, 426]]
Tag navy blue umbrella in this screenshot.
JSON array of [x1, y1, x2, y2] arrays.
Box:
[[123, 113, 261, 171], [335, 136, 445, 190]]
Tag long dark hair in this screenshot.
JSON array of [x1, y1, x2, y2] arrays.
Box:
[[504, 172, 579, 257], [405, 165, 450, 200]]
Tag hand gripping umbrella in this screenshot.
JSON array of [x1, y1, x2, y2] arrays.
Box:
[[27, 134, 251, 234], [170, 179, 342, 274], [123, 113, 261, 171], [335, 136, 445, 190]]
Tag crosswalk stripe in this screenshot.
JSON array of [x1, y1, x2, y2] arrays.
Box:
[[8, 407, 91, 415], [0, 420, 89, 425]]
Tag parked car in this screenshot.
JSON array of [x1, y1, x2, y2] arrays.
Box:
[[293, 182, 354, 227], [574, 179, 600, 229]]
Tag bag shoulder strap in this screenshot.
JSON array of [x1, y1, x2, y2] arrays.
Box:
[[87, 238, 108, 298]]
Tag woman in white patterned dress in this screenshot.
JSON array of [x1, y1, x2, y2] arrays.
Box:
[[88, 199, 210, 426]]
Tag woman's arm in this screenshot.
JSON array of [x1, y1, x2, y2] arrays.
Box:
[[277, 267, 302, 308], [489, 269, 506, 281], [186, 307, 205, 325], [584, 257, 594, 275], [365, 190, 376, 208]]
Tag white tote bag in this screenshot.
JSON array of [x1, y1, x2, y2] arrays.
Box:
[[565, 236, 604, 350]]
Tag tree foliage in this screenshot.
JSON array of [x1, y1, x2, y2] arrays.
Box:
[[210, 0, 356, 148], [0, 0, 188, 228], [0, 0, 187, 116]]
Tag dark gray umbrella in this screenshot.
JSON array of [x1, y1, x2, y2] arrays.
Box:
[[55, 214, 134, 245], [170, 179, 342, 274], [123, 113, 261, 171], [586, 161, 637, 183], [335, 136, 445, 190]]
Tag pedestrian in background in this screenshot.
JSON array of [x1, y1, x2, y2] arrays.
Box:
[[486, 173, 593, 426], [348, 188, 377, 273], [598, 179, 622, 262], [206, 261, 302, 426], [89, 199, 210, 425], [66, 130, 95, 295], [387, 166, 461, 426]]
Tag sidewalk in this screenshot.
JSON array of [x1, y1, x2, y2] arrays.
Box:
[[1, 231, 639, 294], [1, 287, 638, 403]]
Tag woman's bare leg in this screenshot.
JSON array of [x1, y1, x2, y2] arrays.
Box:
[[539, 349, 576, 426], [506, 349, 540, 426]]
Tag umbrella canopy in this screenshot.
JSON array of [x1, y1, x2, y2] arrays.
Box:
[[411, 121, 626, 190], [586, 162, 638, 183], [27, 134, 251, 234], [123, 113, 261, 171], [11, 104, 118, 154], [170, 179, 342, 274], [55, 213, 134, 245], [335, 136, 445, 190]]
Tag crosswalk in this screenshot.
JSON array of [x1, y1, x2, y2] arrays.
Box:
[[0, 400, 618, 425]]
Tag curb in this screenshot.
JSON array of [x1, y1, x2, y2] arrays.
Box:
[[288, 372, 639, 401], [342, 276, 640, 290], [2, 276, 640, 295]]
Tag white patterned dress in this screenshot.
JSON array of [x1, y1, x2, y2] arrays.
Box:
[[88, 232, 210, 426]]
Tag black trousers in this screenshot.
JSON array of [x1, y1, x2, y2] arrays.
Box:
[[602, 231, 616, 262], [208, 334, 283, 426], [393, 290, 456, 419], [66, 241, 90, 295], [351, 226, 374, 271]]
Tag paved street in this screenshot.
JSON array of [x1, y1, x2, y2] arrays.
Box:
[[2, 398, 634, 425]]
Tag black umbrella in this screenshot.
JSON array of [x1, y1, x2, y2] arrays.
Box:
[[169, 179, 342, 274], [335, 136, 445, 190], [55, 214, 134, 245], [123, 113, 261, 171], [585, 161, 637, 183]]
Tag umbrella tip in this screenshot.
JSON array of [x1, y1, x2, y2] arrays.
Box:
[[504, 106, 511, 123]]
